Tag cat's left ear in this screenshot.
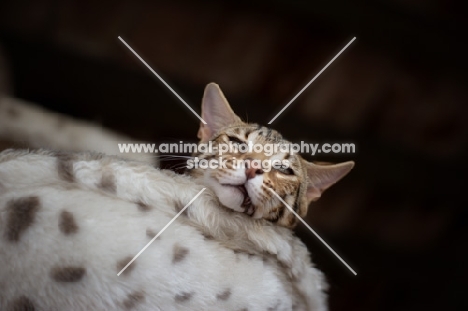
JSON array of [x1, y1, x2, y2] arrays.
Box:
[[305, 161, 354, 203], [198, 83, 241, 142]]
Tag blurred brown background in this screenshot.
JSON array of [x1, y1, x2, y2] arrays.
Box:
[[1, 0, 467, 310]]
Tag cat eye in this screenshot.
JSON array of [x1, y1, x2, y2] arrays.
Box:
[[227, 135, 244, 144], [277, 166, 294, 175]]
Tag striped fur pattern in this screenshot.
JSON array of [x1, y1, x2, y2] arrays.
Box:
[[190, 83, 354, 228], [191, 123, 309, 227]]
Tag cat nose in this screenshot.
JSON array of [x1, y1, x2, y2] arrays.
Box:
[[244, 158, 263, 180], [246, 167, 263, 180]]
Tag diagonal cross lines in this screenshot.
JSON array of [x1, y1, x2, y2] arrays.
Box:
[[118, 36, 207, 124], [117, 35, 357, 276], [268, 37, 356, 124], [117, 188, 206, 276], [268, 188, 357, 275]]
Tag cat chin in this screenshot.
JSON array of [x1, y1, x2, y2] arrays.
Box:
[[200, 174, 264, 217], [203, 177, 245, 212]]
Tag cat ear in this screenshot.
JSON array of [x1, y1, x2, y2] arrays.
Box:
[[198, 83, 241, 142], [305, 161, 354, 202]]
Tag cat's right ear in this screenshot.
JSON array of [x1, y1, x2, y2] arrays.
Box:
[[305, 161, 354, 203], [198, 83, 241, 142]]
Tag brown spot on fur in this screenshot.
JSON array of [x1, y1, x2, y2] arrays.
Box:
[[262, 255, 269, 263], [56, 152, 75, 182], [174, 200, 188, 216], [117, 256, 135, 275], [5, 197, 40, 242], [201, 231, 214, 240], [99, 170, 116, 193], [59, 211, 78, 235], [123, 291, 145, 309], [233, 249, 256, 259], [146, 228, 157, 239], [174, 292, 193, 302], [172, 244, 189, 263], [216, 289, 231, 300], [50, 266, 86, 282], [287, 213, 297, 227], [7, 296, 35, 311], [137, 201, 151, 212], [278, 259, 292, 270]]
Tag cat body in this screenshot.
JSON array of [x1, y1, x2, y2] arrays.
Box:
[[0, 149, 327, 310], [0, 77, 354, 310]]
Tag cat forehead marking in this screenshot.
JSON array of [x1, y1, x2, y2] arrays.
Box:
[[225, 124, 285, 143]]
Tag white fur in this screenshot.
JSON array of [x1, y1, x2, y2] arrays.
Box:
[[0, 150, 328, 310], [0, 97, 156, 165]]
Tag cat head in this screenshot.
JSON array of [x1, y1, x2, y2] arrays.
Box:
[[189, 83, 354, 228]]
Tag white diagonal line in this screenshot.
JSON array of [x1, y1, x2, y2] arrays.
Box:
[[118, 36, 207, 124], [268, 188, 357, 275], [117, 188, 206, 276], [268, 37, 356, 124]]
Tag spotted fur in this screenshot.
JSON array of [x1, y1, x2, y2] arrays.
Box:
[[0, 83, 355, 310], [0, 149, 328, 310]]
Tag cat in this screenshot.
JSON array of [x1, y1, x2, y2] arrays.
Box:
[[189, 83, 354, 228], [0, 83, 353, 310]]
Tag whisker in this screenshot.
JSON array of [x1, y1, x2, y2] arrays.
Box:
[[157, 154, 193, 158], [146, 154, 195, 161], [170, 166, 189, 172]]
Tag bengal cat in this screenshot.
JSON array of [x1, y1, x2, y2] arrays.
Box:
[[0, 82, 354, 310]]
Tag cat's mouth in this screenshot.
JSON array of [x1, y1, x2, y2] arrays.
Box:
[[222, 183, 255, 216]]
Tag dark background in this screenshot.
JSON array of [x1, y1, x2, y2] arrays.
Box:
[[1, 0, 467, 310]]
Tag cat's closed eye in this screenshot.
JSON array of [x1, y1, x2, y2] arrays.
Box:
[[226, 135, 244, 144], [276, 166, 294, 176]]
